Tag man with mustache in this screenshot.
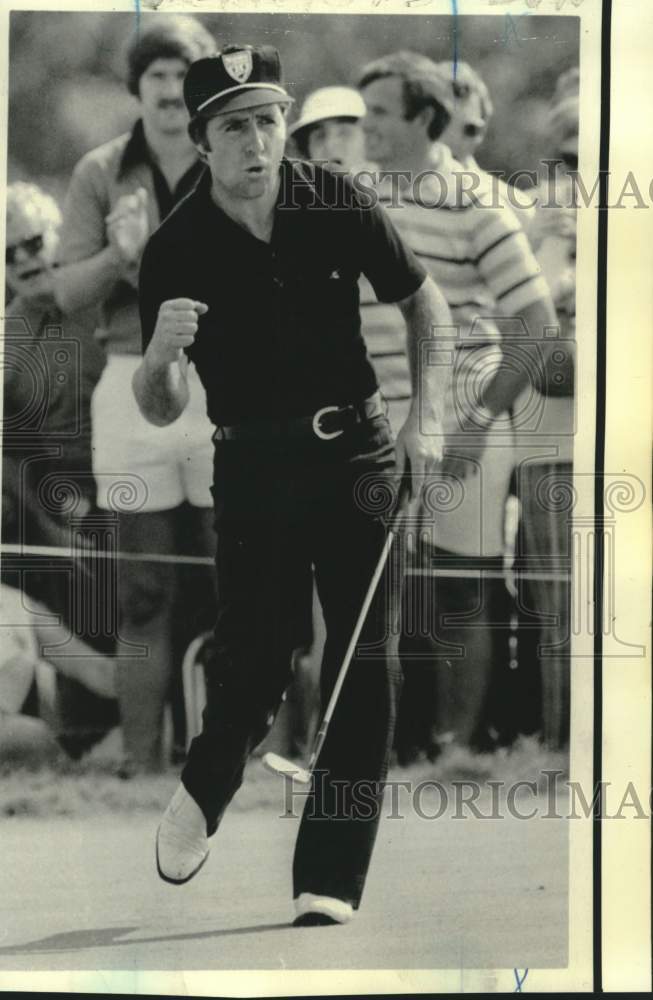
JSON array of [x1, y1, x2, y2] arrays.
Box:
[[56, 15, 217, 776]]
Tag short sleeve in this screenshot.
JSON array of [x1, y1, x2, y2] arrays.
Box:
[[353, 189, 427, 305], [60, 155, 110, 265], [471, 200, 549, 315]]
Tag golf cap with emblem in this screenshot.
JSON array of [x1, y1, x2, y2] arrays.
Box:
[[288, 87, 367, 139], [184, 43, 293, 119]]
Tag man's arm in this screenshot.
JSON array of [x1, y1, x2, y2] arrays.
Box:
[[132, 298, 207, 426], [395, 275, 452, 494], [132, 354, 189, 428], [352, 184, 449, 491], [439, 293, 561, 481], [440, 285, 567, 483], [479, 295, 559, 417], [471, 200, 561, 418], [55, 153, 148, 312], [55, 246, 130, 313]]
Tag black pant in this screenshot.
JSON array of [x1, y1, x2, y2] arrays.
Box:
[[182, 416, 403, 908]]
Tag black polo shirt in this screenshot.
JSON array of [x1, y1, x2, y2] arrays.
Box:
[[139, 159, 426, 425]]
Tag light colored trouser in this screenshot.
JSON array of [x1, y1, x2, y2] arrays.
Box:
[[91, 355, 214, 512], [418, 344, 514, 558]]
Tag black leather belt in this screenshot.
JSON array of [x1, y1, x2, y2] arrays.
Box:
[[213, 391, 386, 442]]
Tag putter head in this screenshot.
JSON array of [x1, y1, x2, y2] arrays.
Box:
[[262, 752, 312, 785]]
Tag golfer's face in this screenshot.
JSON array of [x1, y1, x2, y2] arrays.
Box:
[[307, 118, 366, 172], [203, 104, 287, 199]]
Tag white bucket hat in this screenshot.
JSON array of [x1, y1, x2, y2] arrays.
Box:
[[288, 86, 366, 138]]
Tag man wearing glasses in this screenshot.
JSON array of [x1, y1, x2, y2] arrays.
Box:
[[4, 181, 105, 512]]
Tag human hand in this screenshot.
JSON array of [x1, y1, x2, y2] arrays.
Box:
[[147, 298, 209, 366], [106, 187, 150, 266], [394, 406, 443, 501]]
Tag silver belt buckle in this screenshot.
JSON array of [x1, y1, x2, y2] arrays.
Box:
[[312, 405, 344, 440]]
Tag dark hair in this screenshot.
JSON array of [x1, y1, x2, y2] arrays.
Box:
[[188, 115, 209, 149], [291, 127, 311, 160], [126, 15, 216, 96], [357, 51, 451, 141]]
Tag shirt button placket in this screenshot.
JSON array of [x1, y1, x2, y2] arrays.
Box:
[[269, 249, 284, 394]]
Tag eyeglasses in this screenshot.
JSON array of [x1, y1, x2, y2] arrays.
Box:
[[6, 233, 45, 265]]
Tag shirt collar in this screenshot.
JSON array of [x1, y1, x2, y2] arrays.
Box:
[[192, 158, 304, 230], [378, 142, 474, 208], [118, 119, 151, 180]]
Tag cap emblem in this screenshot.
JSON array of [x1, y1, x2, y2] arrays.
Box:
[[222, 50, 253, 84]]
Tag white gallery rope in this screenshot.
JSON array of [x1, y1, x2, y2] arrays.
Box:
[[0, 543, 570, 581]]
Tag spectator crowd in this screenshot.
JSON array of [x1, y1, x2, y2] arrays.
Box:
[[1, 14, 577, 771]]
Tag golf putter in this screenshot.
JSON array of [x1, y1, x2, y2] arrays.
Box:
[[263, 476, 411, 785]]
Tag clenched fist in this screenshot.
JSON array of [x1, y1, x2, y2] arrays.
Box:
[[147, 298, 209, 366]]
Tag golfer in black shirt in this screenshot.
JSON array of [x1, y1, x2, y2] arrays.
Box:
[[133, 44, 451, 926]]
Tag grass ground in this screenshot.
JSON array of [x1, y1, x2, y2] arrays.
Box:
[[0, 729, 568, 819], [0, 733, 570, 974]]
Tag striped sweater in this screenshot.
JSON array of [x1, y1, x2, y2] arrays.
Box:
[[360, 145, 549, 432]]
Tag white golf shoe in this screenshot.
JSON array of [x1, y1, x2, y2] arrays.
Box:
[[293, 892, 354, 926], [156, 783, 210, 885]]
